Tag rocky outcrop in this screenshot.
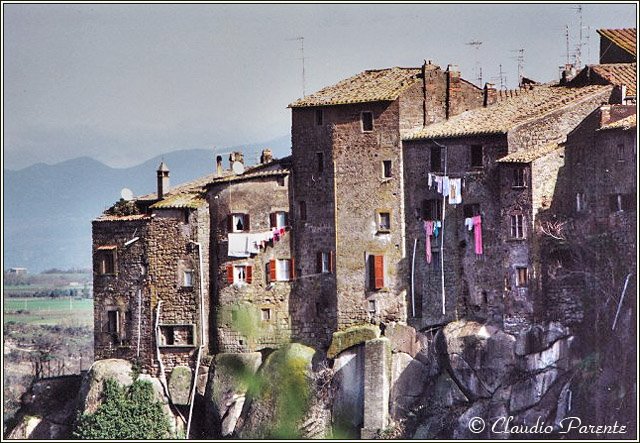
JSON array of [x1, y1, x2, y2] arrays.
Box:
[[76, 359, 134, 415], [168, 366, 192, 406]]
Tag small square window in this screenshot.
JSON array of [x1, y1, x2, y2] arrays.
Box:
[[97, 247, 116, 275], [382, 160, 392, 178], [315, 109, 324, 126], [234, 265, 247, 284], [421, 199, 442, 220], [276, 259, 292, 281], [513, 167, 526, 188], [277, 176, 286, 187], [516, 267, 528, 287], [361, 111, 374, 132], [316, 152, 324, 173], [470, 145, 483, 168], [231, 213, 249, 232], [377, 212, 391, 232], [368, 300, 376, 313], [270, 211, 288, 229], [183, 270, 194, 287], [261, 308, 272, 321]]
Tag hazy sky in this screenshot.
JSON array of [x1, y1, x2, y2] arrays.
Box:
[[4, 3, 636, 170]]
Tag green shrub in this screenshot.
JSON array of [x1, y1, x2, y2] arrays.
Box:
[[73, 378, 172, 439]]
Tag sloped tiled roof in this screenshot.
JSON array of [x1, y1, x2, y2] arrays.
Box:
[[289, 67, 422, 108], [599, 113, 637, 131], [497, 142, 562, 163], [404, 84, 612, 140], [597, 28, 637, 57], [589, 63, 637, 96]]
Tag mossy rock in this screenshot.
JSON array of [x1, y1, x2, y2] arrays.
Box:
[[168, 366, 192, 406], [327, 324, 380, 359]]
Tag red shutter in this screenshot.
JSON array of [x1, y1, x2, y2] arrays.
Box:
[[270, 212, 277, 229], [226, 265, 234, 284], [317, 252, 323, 273], [227, 215, 233, 232], [244, 214, 250, 231], [246, 266, 253, 284], [330, 251, 335, 274], [269, 259, 276, 282], [374, 255, 384, 289], [290, 258, 296, 280]]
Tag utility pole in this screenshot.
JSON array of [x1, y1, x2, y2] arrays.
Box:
[[288, 36, 307, 97], [466, 40, 483, 87]]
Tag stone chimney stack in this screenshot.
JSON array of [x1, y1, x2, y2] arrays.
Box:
[[229, 151, 244, 168], [260, 149, 273, 164], [559, 63, 577, 84], [216, 155, 223, 176], [483, 83, 497, 107], [446, 64, 461, 119], [157, 161, 170, 198]]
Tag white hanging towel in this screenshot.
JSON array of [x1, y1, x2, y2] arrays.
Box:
[[464, 217, 474, 231], [442, 176, 450, 196], [449, 178, 462, 204], [228, 233, 251, 258]]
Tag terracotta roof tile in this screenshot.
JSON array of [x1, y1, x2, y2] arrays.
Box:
[[289, 67, 422, 108], [589, 63, 637, 96], [404, 85, 612, 140], [497, 143, 562, 163], [599, 113, 637, 131], [597, 28, 636, 57]]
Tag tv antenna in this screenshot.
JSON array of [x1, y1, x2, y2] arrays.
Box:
[[571, 5, 590, 66], [288, 36, 307, 97], [466, 40, 483, 87], [510, 48, 525, 85], [491, 64, 507, 91]]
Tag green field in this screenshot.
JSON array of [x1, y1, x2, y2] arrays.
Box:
[[4, 297, 93, 326]]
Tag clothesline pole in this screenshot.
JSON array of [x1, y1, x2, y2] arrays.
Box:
[[411, 238, 417, 318], [440, 145, 447, 316]]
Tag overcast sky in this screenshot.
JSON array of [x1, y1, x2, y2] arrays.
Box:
[[3, 3, 637, 170]]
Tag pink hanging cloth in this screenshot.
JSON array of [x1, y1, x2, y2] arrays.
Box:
[[472, 215, 483, 255], [424, 220, 434, 264]]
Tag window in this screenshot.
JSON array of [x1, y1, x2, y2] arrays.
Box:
[[377, 211, 391, 232], [316, 152, 324, 173], [159, 324, 195, 347], [382, 160, 392, 178], [513, 167, 526, 188], [463, 203, 481, 218], [368, 300, 376, 313], [510, 214, 525, 239], [368, 255, 384, 290], [96, 246, 116, 275], [229, 213, 250, 232], [516, 267, 529, 287], [431, 250, 441, 271], [609, 193, 637, 212], [277, 176, 286, 187], [430, 146, 442, 172], [270, 211, 288, 229], [617, 143, 625, 162], [299, 201, 307, 221], [183, 270, 194, 287], [361, 111, 374, 132], [315, 109, 324, 126], [317, 251, 334, 274], [261, 308, 272, 321], [226, 264, 253, 285], [576, 192, 586, 213], [268, 259, 294, 282], [470, 145, 483, 168], [106, 310, 119, 335], [421, 199, 442, 220]]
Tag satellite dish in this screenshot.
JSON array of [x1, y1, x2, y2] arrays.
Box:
[[232, 161, 245, 175], [120, 188, 134, 201]]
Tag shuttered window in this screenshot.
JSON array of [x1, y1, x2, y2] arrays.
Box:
[[270, 211, 288, 229], [317, 251, 334, 274], [228, 213, 250, 232], [369, 255, 384, 290], [226, 264, 252, 284]]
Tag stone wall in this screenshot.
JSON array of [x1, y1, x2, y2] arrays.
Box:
[[208, 174, 292, 353]]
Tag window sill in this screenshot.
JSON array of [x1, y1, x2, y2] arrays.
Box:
[[511, 186, 527, 190], [376, 229, 391, 234], [506, 237, 527, 242], [159, 344, 197, 349]]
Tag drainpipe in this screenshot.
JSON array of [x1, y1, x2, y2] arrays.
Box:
[[136, 288, 142, 358], [430, 139, 449, 316], [612, 272, 633, 331], [411, 238, 417, 318], [186, 241, 206, 438]]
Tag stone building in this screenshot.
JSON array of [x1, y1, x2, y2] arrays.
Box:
[[288, 62, 484, 347], [92, 161, 212, 374], [206, 154, 293, 353], [402, 82, 617, 332], [597, 28, 636, 64]]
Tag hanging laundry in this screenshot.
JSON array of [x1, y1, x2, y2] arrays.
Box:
[[427, 173, 433, 189], [423, 221, 434, 264], [449, 178, 462, 204], [472, 215, 483, 255], [434, 176, 443, 194], [464, 217, 474, 231], [228, 233, 251, 258], [433, 220, 442, 238], [442, 176, 450, 196]]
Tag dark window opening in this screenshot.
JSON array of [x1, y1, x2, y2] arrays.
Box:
[[617, 143, 625, 162], [368, 300, 376, 313], [463, 203, 481, 218], [430, 146, 442, 172], [516, 267, 529, 287], [107, 310, 118, 335], [610, 193, 637, 212], [383, 160, 392, 178], [159, 325, 195, 346], [510, 214, 525, 239], [315, 109, 324, 126], [421, 199, 442, 220], [377, 212, 391, 232], [576, 192, 586, 213], [362, 111, 374, 132], [316, 152, 324, 173], [261, 308, 272, 321], [471, 145, 483, 168], [299, 201, 307, 221], [513, 167, 526, 188], [97, 248, 116, 275]]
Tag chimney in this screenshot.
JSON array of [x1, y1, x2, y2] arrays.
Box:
[[229, 151, 244, 168], [483, 83, 497, 107], [157, 161, 169, 199], [216, 155, 223, 176], [559, 63, 577, 84], [260, 149, 273, 164], [446, 64, 460, 119]]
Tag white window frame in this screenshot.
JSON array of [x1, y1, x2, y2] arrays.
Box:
[[276, 259, 291, 281], [321, 252, 330, 273], [368, 299, 376, 313], [233, 265, 247, 285], [232, 214, 246, 233], [183, 270, 194, 287], [274, 211, 287, 229], [377, 211, 391, 232], [510, 214, 525, 239]]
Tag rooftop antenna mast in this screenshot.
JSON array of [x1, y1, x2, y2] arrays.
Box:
[[288, 36, 307, 97], [510, 48, 525, 85], [491, 64, 507, 91], [565, 25, 571, 65], [466, 40, 483, 87], [571, 5, 586, 67]]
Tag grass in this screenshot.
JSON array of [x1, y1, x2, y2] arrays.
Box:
[[4, 297, 93, 326]]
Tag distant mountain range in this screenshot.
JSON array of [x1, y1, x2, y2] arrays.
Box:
[[4, 135, 290, 272]]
